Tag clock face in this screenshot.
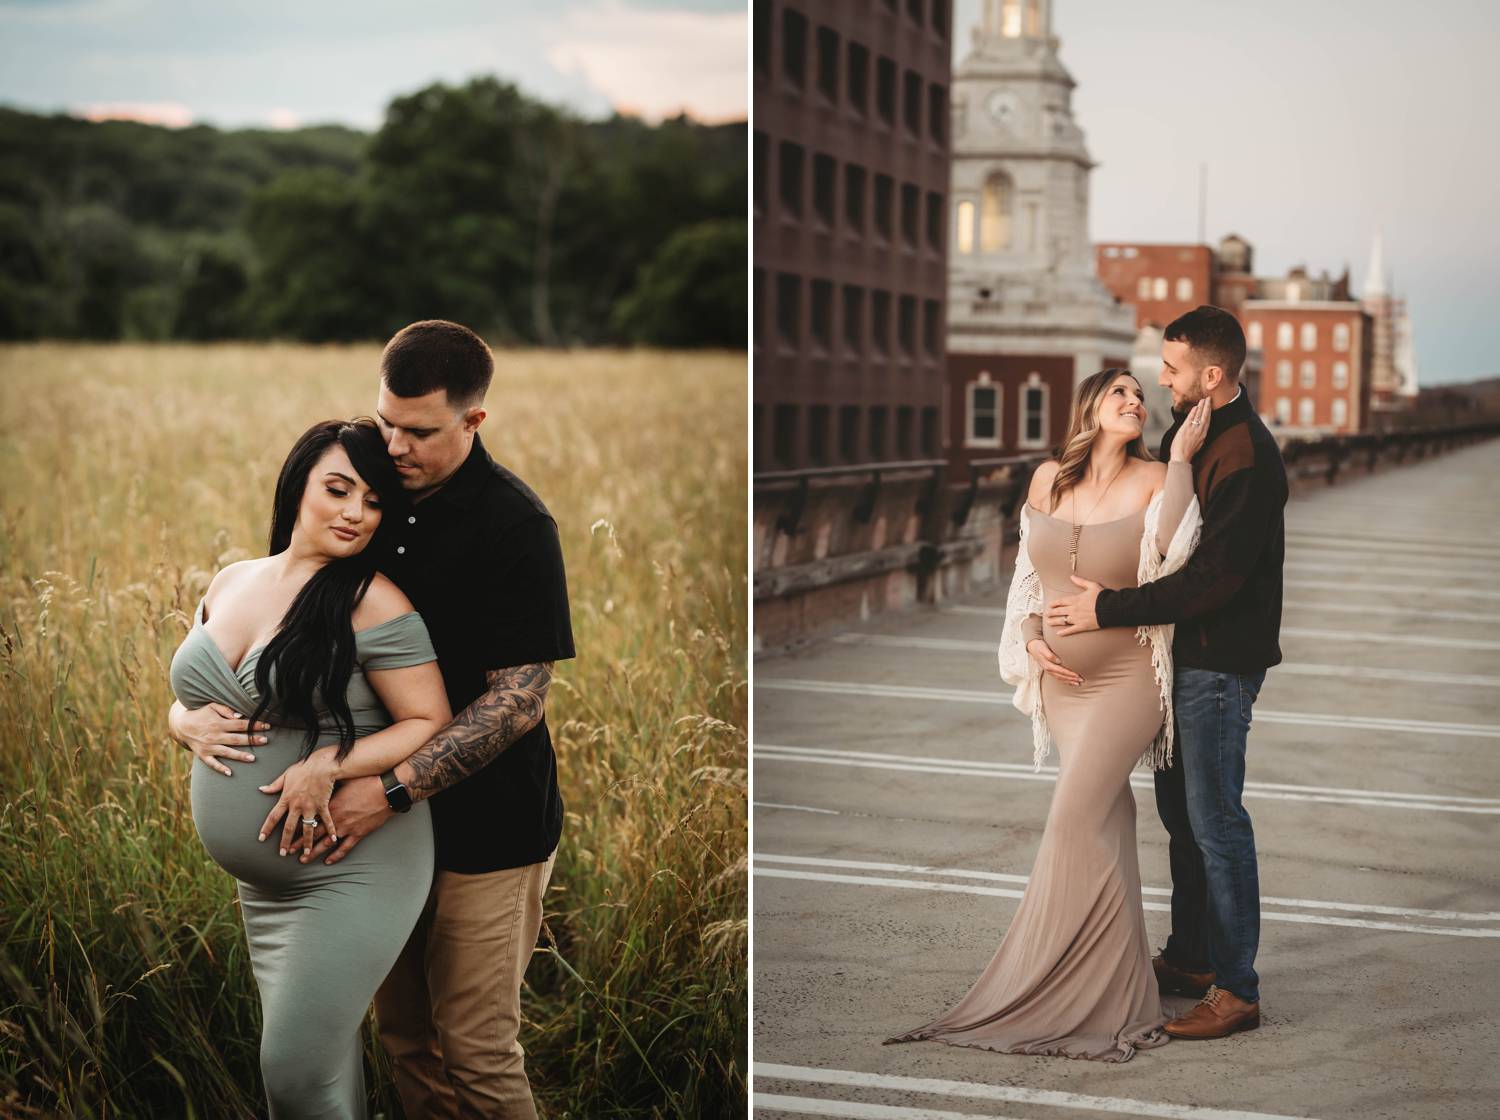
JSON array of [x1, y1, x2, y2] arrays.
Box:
[[986, 90, 1019, 126]]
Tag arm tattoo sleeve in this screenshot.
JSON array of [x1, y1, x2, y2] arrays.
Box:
[[403, 662, 554, 801]]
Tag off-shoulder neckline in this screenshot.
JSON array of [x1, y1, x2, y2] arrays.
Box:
[[192, 598, 420, 676]]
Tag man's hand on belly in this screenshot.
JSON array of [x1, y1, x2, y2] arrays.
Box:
[[1048, 576, 1105, 636], [304, 776, 393, 865]]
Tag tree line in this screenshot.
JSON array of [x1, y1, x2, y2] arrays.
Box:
[[0, 77, 746, 347]]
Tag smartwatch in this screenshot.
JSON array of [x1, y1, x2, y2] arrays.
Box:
[[381, 768, 413, 813]]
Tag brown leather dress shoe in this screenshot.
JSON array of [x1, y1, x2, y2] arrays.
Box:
[[1162, 985, 1261, 1039], [1151, 953, 1216, 999]]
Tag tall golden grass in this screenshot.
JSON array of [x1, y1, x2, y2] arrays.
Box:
[[0, 343, 747, 1118]]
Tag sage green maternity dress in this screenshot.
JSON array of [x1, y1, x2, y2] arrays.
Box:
[[171, 601, 437, 1118]]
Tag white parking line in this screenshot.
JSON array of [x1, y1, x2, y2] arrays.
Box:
[[755, 800, 840, 815], [754, 743, 1500, 815], [754, 678, 1500, 740], [1280, 600, 1500, 626], [1280, 626, 1500, 651], [754, 853, 1500, 922], [753, 864, 1500, 939], [754, 1063, 1318, 1119], [754, 1095, 1026, 1120], [831, 631, 1500, 676], [1287, 532, 1500, 560]]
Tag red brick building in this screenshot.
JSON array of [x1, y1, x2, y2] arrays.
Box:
[[1242, 301, 1373, 434], [948, 353, 1075, 468], [1095, 243, 1214, 329]]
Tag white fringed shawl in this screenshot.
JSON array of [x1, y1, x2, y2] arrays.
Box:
[[997, 488, 1202, 772]]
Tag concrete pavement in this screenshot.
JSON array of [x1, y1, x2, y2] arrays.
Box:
[[752, 438, 1500, 1120]]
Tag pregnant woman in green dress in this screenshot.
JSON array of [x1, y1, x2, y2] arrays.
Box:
[[168, 419, 451, 1118]]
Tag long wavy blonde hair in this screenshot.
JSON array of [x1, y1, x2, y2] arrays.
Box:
[[1047, 368, 1154, 514]]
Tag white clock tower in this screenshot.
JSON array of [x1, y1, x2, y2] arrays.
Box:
[[948, 0, 1134, 389]]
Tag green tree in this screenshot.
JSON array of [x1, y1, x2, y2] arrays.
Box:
[[611, 219, 746, 347]]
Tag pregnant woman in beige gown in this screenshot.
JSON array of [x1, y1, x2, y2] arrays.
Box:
[[887, 369, 1206, 1062]]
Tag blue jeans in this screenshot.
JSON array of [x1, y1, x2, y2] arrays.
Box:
[[1153, 667, 1266, 1004]]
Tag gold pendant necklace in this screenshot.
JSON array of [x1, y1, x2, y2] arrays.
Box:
[[1068, 463, 1124, 574]]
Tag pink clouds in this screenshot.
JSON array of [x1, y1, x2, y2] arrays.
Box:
[[79, 101, 195, 128], [547, 1, 746, 124]]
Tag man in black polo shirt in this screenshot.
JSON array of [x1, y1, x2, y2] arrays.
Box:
[[1047, 306, 1286, 1043], [316, 320, 574, 1117]]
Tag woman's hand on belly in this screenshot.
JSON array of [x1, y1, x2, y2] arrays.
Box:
[[1027, 638, 1083, 687], [171, 701, 271, 777], [257, 748, 339, 857]]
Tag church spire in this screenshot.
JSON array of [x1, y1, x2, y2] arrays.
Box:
[[1363, 230, 1388, 297]]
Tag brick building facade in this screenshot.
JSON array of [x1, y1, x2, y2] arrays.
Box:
[[753, 0, 953, 470], [1242, 301, 1373, 434]]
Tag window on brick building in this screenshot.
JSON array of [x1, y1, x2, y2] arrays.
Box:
[[1247, 321, 1263, 349], [842, 285, 864, 352], [873, 173, 894, 238], [815, 26, 839, 102], [754, 1, 771, 76], [1152, 277, 1168, 300], [876, 56, 896, 124], [1301, 323, 1317, 350], [778, 141, 804, 216], [1334, 322, 1350, 351], [896, 406, 914, 457], [922, 299, 941, 355], [981, 173, 1012, 252], [926, 191, 943, 250], [1176, 277, 1193, 300], [1275, 397, 1291, 425], [847, 41, 869, 114], [844, 164, 866, 229], [781, 7, 807, 90], [810, 279, 832, 349], [753, 131, 767, 212], [870, 290, 891, 354], [807, 405, 830, 465], [812, 153, 835, 226], [1137, 276, 1152, 300], [903, 70, 922, 135], [928, 83, 946, 143], [1299, 398, 1314, 426], [839, 405, 860, 462], [775, 273, 800, 345], [1332, 398, 1348, 428], [967, 379, 1000, 446], [1277, 322, 1293, 349], [907, 0, 924, 25], [900, 183, 919, 246], [870, 406, 889, 459], [956, 200, 975, 254], [897, 295, 916, 355], [1301, 360, 1316, 388], [921, 407, 939, 455], [1333, 361, 1349, 389], [773, 403, 798, 466], [753, 268, 764, 346], [1020, 373, 1049, 448]]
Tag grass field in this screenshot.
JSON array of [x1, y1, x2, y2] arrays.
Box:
[[0, 343, 748, 1118]]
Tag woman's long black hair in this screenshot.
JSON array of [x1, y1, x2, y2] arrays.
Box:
[[246, 418, 410, 762]]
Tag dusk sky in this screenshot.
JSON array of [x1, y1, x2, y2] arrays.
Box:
[[954, 0, 1499, 384]]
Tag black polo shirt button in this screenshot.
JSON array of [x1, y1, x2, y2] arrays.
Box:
[[396, 546, 406, 555], [408, 516, 416, 524]]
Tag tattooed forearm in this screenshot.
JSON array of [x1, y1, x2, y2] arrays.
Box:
[[401, 662, 554, 801]]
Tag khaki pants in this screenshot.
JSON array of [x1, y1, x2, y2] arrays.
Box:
[[375, 851, 556, 1119]]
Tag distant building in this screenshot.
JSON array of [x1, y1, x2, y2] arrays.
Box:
[[1242, 300, 1372, 434], [1095, 243, 1215, 330], [752, 0, 954, 470], [946, 0, 1134, 477], [1360, 231, 1420, 414]]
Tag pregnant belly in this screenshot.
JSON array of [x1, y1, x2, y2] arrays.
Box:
[[1040, 590, 1153, 682], [189, 730, 432, 892]]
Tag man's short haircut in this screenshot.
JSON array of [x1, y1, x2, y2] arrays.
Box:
[[1164, 305, 1246, 381], [380, 320, 494, 408]]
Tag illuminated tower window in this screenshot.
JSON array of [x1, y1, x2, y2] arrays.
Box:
[[981, 173, 1012, 252]]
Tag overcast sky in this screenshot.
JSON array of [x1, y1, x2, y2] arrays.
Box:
[[953, 0, 1497, 384], [0, 0, 747, 129]]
